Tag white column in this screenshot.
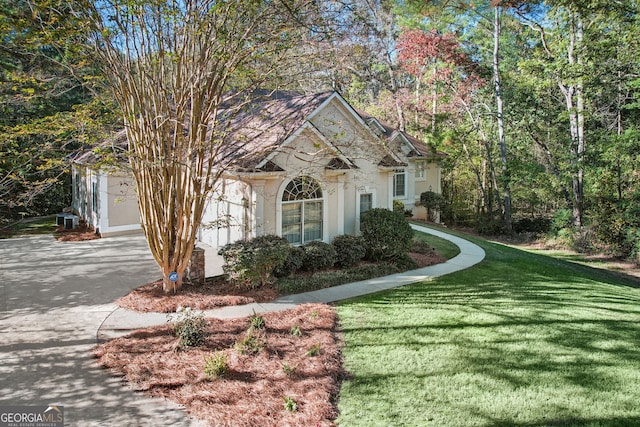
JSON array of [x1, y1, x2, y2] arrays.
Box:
[[252, 180, 265, 238], [336, 175, 345, 236]]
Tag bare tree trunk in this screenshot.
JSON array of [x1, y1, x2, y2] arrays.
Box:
[[559, 12, 585, 228], [431, 59, 438, 135], [493, 6, 512, 231]]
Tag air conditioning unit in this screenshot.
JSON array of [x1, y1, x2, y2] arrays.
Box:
[[56, 213, 70, 226], [64, 215, 79, 230]]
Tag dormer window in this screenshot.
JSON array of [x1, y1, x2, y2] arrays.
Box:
[[365, 117, 386, 137]]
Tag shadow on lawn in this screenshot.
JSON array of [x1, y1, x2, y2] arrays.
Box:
[[487, 415, 640, 427], [338, 238, 640, 426]]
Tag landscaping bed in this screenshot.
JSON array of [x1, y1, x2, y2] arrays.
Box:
[[94, 303, 347, 427], [116, 250, 445, 313]]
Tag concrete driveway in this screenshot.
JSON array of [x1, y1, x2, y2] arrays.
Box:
[[0, 234, 205, 426]]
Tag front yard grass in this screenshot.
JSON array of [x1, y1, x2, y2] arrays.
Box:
[[0, 215, 56, 238], [337, 230, 640, 427]]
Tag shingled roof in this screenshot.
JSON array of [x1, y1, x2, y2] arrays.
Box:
[[76, 90, 442, 172], [216, 91, 334, 172]]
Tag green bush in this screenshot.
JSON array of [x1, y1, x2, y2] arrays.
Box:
[[626, 227, 640, 262], [551, 209, 573, 233], [476, 218, 507, 235], [203, 352, 228, 379], [275, 262, 401, 295], [273, 246, 305, 278], [301, 240, 337, 271], [393, 199, 405, 214], [235, 328, 266, 355], [332, 234, 366, 268], [170, 307, 207, 348], [218, 235, 290, 288], [392, 253, 419, 270], [410, 240, 436, 256], [420, 191, 445, 221], [513, 217, 551, 234], [360, 208, 413, 261]]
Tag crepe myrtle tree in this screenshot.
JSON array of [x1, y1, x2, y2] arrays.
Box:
[[77, 0, 322, 292]]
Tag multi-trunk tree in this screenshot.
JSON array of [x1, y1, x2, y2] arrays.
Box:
[[79, 0, 324, 292]]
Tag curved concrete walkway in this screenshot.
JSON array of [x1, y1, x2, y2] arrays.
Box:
[[0, 225, 483, 426], [98, 224, 485, 340]]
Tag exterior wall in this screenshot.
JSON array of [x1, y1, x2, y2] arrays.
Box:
[[84, 93, 445, 246], [106, 174, 139, 227], [72, 164, 141, 237], [200, 97, 444, 246], [72, 164, 99, 229], [199, 179, 250, 248]]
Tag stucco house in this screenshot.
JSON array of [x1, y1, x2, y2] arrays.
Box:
[[72, 91, 444, 249]]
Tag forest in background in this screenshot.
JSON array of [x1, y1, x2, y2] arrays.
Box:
[[1, 0, 639, 260]]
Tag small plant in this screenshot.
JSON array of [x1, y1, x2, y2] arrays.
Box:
[[250, 312, 265, 330], [203, 352, 228, 380], [282, 362, 297, 376], [290, 325, 302, 337], [309, 310, 319, 319], [283, 396, 298, 412], [169, 307, 207, 348], [235, 330, 266, 355], [306, 343, 321, 357]]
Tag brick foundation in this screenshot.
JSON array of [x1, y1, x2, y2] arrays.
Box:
[[186, 246, 206, 286]]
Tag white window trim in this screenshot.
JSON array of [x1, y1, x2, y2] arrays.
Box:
[[414, 160, 427, 181], [356, 187, 376, 233], [393, 169, 407, 199], [276, 177, 328, 244]]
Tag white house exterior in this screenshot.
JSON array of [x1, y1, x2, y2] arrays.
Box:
[[73, 91, 444, 247]]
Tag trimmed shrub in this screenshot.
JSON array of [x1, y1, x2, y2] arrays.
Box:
[[273, 246, 305, 278], [332, 234, 366, 268], [301, 240, 337, 272], [392, 253, 420, 271], [360, 208, 413, 261], [218, 235, 290, 288], [420, 191, 446, 221], [203, 352, 228, 380], [275, 262, 400, 294], [393, 199, 405, 214], [275, 262, 401, 295]]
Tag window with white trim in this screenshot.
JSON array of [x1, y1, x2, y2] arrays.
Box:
[[415, 161, 426, 179], [393, 169, 406, 198], [281, 176, 323, 244]]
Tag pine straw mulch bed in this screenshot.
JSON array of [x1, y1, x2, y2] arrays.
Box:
[[54, 221, 101, 242], [116, 251, 446, 313], [115, 277, 280, 313], [94, 303, 347, 427]]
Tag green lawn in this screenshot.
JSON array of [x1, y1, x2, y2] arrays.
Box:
[[0, 215, 56, 238], [337, 229, 640, 427], [412, 225, 461, 260]]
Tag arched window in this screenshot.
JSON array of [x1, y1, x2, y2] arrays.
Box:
[[281, 176, 323, 244]]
